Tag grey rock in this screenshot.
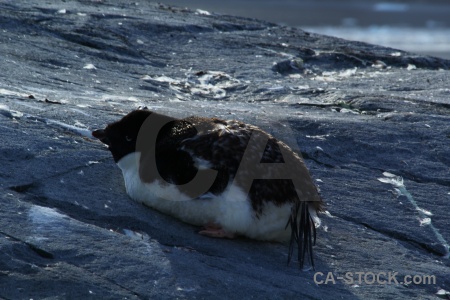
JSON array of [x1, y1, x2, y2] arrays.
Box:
[[0, 1, 449, 299]]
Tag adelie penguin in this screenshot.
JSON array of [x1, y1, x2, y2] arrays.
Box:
[[92, 108, 324, 268]]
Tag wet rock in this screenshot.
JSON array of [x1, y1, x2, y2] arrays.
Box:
[[0, 0, 449, 299], [272, 58, 305, 74]]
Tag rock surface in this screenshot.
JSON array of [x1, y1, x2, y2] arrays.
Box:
[[1, 1, 449, 299]]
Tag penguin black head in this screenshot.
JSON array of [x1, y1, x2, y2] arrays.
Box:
[[92, 109, 152, 162]]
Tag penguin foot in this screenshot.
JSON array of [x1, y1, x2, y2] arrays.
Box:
[[198, 223, 235, 239]]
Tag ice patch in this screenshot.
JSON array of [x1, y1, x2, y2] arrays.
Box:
[[372, 60, 388, 69], [123, 229, 151, 241], [142, 71, 242, 100], [290, 85, 310, 90], [323, 210, 333, 218], [306, 134, 329, 141], [148, 75, 177, 83], [196, 9, 211, 16], [256, 46, 292, 58], [74, 120, 87, 128], [416, 207, 433, 216], [436, 289, 450, 298], [315, 68, 357, 81], [267, 86, 285, 91], [70, 108, 91, 116], [45, 119, 93, 138], [0, 104, 24, 119], [0, 88, 28, 97], [378, 172, 449, 258], [339, 68, 357, 77], [76, 104, 91, 108], [377, 172, 403, 187], [419, 217, 431, 226], [29, 205, 67, 225], [127, 96, 139, 102], [27, 205, 73, 244], [83, 64, 97, 70]]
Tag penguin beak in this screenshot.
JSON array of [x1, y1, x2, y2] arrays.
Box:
[[92, 129, 110, 145]]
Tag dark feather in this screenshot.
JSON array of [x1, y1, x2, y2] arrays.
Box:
[[286, 201, 316, 269]]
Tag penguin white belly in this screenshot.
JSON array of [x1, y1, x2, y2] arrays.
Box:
[[117, 152, 291, 241], [117, 152, 221, 225]]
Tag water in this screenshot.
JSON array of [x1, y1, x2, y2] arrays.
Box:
[[157, 0, 450, 60], [304, 26, 450, 59]]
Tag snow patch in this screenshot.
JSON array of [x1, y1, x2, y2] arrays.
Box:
[[83, 64, 97, 70]]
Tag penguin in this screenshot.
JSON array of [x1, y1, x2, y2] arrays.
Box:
[[92, 108, 324, 268]]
